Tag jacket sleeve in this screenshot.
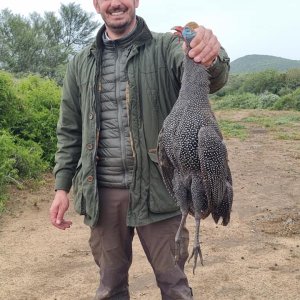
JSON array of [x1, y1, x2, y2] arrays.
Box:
[[207, 46, 230, 94], [53, 58, 82, 192]]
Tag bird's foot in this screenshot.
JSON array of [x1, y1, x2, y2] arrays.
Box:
[[188, 245, 203, 274]]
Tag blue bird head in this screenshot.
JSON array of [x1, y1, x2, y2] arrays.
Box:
[[172, 24, 197, 48], [182, 26, 197, 44]]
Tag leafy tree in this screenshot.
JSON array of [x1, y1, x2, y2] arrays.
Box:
[[0, 3, 100, 80], [59, 2, 99, 51], [285, 68, 300, 90], [0, 10, 36, 73]]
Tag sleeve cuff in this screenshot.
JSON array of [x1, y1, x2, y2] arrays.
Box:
[[54, 171, 73, 192]]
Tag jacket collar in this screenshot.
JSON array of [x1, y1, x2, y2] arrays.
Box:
[[88, 16, 152, 57]]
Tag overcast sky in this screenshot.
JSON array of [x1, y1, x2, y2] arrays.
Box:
[[1, 0, 299, 61]]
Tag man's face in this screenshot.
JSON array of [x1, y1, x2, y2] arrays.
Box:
[[93, 0, 139, 37]]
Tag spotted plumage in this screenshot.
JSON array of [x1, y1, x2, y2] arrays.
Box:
[[157, 24, 233, 273]]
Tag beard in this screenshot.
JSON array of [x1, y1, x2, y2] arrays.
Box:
[[106, 19, 133, 34], [102, 6, 136, 35]]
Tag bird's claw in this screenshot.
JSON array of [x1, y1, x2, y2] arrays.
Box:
[[188, 245, 203, 274]]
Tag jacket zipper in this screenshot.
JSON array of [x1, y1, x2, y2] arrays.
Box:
[[115, 46, 130, 187]]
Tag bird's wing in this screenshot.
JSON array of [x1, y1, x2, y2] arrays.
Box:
[[198, 126, 229, 220], [157, 128, 176, 199]]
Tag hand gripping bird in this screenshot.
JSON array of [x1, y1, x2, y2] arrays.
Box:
[[157, 23, 233, 273]]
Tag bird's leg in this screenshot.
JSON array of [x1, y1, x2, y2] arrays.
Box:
[[188, 212, 203, 274], [175, 211, 188, 263], [189, 175, 205, 273], [173, 175, 188, 264]]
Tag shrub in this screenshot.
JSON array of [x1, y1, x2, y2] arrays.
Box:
[[0, 130, 48, 194], [0, 71, 20, 128], [212, 93, 261, 110], [273, 88, 300, 111], [278, 87, 293, 97], [240, 70, 285, 95], [257, 92, 280, 109], [12, 75, 61, 164]]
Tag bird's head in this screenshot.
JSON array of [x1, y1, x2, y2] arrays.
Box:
[[172, 22, 199, 46]]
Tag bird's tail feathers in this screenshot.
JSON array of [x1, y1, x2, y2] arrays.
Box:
[[211, 181, 233, 226], [198, 126, 233, 225]]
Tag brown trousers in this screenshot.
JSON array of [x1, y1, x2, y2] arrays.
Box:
[[89, 188, 193, 300]]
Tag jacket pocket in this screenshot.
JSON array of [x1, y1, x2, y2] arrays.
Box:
[[147, 151, 179, 214], [72, 159, 86, 215]]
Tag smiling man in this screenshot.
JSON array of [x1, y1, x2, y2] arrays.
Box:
[[94, 0, 139, 38], [50, 0, 230, 299]]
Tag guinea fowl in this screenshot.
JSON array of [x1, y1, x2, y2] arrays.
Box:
[[157, 23, 233, 273]]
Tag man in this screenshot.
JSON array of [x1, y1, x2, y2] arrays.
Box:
[[50, 0, 230, 299]]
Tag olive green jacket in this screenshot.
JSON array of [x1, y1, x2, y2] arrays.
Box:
[[54, 17, 230, 227]]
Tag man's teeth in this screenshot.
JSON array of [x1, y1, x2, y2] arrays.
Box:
[[111, 12, 124, 16]]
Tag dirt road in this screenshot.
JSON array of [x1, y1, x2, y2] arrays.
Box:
[[0, 110, 300, 300]]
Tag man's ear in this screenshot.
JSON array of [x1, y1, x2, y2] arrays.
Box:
[[93, 0, 100, 13], [135, 0, 140, 9]]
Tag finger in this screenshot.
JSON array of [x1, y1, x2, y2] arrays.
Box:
[[190, 27, 214, 53], [194, 39, 220, 65], [188, 29, 213, 59], [59, 220, 73, 230], [56, 205, 67, 225], [52, 219, 73, 230], [50, 204, 59, 226], [192, 34, 218, 59], [189, 26, 206, 48]]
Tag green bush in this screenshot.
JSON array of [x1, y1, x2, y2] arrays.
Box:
[[278, 87, 293, 96], [1, 73, 61, 160], [0, 73, 61, 211], [241, 70, 284, 95], [12, 75, 61, 164], [218, 69, 300, 100], [212, 93, 261, 110], [0, 130, 47, 198], [215, 73, 247, 96], [16, 75, 61, 110], [273, 88, 300, 111], [257, 92, 280, 109], [0, 71, 20, 128]]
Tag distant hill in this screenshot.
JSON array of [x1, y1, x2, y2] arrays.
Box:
[[230, 54, 300, 74]]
